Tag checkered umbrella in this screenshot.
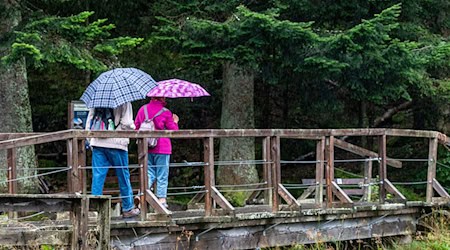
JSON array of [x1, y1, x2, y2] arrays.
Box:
[[80, 68, 157, 108], [147, 79, 210, 98]]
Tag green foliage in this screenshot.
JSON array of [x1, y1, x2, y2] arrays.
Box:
[[320, 4, 424, 105], [436, 150, 450, 188], [223, 190, 247, 207], [2, 11, 142, 73], [396, 186, 424, 201], [390, 210, 450, 250]]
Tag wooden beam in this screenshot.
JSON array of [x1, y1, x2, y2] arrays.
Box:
[[298, 186, 315, 200], [246, 183, 264, 204], [362, 160, 372, 202], [384, 179, 406, 201], [78, 139, 87, 195], [325, 136, 335, 207], [68, 102, 74, 129], [426, 138, 438, 203], [378, 135, 387, 203], [71, 198, 82, 249], [7, 148, 17, 195], [187, 192, 205, 209], [0, 130, 74, 150], [7, 148, 17, 219], [0, 133, 41, 141], [331, 182, 353, 204], [211, 186, 235, 214], [145, 189, 171, 215], [0, 198, 73, 212], [91, 197, 111, 250], [433, 178, 450, 198], [79, 197, 89, 249], [263, 136, 272, 205], [69, 139, 82, 193], [270, 136, 281, 213], [0, 129, 442, 150], [385, 129, 439, 138], [334, 139, 402, 168], [75, 129, 387, 139], [278, 184, 301, 209], [315, 137, 325, 206], [203, 137, 214, 216], [137, 138, 149, 220]]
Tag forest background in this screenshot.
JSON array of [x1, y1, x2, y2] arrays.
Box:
[[0, 0, 450, 202]]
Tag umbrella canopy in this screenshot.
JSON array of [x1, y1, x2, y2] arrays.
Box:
[[81, 68, 157, 108], [147, 79, 210, 98]]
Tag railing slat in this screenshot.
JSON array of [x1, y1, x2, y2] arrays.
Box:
[[204, 137, 214, 216], [426, 138, 438, 203], [378, 135, 387, 203]]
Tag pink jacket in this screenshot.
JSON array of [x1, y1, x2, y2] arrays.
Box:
[[135, 100, 179, 154]]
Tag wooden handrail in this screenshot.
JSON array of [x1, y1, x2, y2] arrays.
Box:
[[1, 128, 450, 218], [0, 129, 446, 150], [0, 130, 74, 150]]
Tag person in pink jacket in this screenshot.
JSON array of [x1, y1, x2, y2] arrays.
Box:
[[135, 97, 179, 208]]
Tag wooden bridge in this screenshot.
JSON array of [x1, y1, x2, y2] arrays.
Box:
[[1, 129, 450, 249]]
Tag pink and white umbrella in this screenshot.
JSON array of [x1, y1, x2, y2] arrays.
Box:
[[147, 79, 210, 98]]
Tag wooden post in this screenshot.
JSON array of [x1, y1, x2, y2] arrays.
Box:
[[94, 197, 111, 250], [7, 148, 17, 195], [71, 198, 83, 249], [80, 196, 89, 249], [7, 148, 17, 219], [315, 137, 325, 207], [77, 139, 86, 195], [69, 139, 82, 194], [67, 139, 73, 193], [426, 137, 438, 203], [137, 138, 149, 220], [204, 137, 214, 216], [263, 136, 272, 205], [325, 136, 334, 207], [270, 136, 280, 213], [67, 102, 74, 129], [378, 135, 387, 203], [362, 160, 373, 202]]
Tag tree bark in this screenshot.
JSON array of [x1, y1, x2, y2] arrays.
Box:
[[359, 101, 369, 148], [0, 0, 37, 192], [217, 62, 258, 187]]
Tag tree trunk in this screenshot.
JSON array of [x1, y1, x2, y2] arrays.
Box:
[[0, 0, 37, 192], [359, 100, 369, 148], [217, 62, 258, 189]]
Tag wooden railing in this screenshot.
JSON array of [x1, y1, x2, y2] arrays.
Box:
[[1, 129, 450, 221]]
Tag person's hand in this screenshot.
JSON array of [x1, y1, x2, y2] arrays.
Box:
[[173, 114, 179, 123]]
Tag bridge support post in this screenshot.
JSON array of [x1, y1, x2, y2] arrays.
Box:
[[67, 139, 83, 194], [138, 138, 149, 220], [270, 136, 280, 213], [378, 134, 387, 204], [263, 136, 272, 206], [426, 137, 438, 203], [204, 137, 214, 216], [362, 160, 372, 202], [315, 137, 325, 207], [325, 136, 334, 207], [7, 148, 17, 219]]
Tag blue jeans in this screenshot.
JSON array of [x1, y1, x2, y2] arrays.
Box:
[[92, 147, 134, 212], [148, 154, 170, 198]]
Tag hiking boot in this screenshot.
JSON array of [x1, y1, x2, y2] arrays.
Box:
[[122, 208, 140, 218]]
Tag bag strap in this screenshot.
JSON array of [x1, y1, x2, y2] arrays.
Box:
[[144, 105, 168, 121], [152, 107, 168, 120], [144, 105, 150, 120]]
